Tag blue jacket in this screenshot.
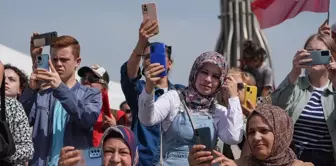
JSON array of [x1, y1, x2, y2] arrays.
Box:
[[20, 82, 102, 166], [120, 62, 185, 166]]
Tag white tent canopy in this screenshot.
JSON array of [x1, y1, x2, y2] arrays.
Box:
[[0, 44, 125, 109]]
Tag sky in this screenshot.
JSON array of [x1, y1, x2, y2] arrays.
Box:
[[0, 0, 335, 86]]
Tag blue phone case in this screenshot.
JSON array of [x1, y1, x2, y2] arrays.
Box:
[[150, 42, 166, 77], [36, 54, 50, 70], [306, 50, 330, 66], [82, 147, 101, 165]]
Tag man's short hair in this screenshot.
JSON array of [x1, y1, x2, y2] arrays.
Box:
[[51, 35, 80, 58], [119, 101, 128, 110]]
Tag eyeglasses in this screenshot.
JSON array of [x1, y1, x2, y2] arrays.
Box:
[[125, 109, 131, 114], [81, 75, 100, 83]]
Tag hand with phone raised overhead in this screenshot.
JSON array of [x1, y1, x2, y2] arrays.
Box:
[[289, 49, 312, 83], [30, 33, 43, 65], [318, 20, 331, 36], [134, 19, 159, 55]]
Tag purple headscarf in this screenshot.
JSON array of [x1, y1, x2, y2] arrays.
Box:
[[182, 51, 228, 110], [101, 125, 138, 166]]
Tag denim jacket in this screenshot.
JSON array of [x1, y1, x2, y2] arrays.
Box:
[[20, 82, 102, 166], [120, 62, 185, 166], [272, 75, 336, 161]]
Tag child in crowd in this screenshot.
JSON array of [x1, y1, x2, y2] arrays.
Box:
[[240, 40, 274, 97]]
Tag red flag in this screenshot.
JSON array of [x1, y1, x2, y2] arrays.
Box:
[[252, 0, 330, 29]]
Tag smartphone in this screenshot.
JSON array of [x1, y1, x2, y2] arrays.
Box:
[[81, 148, 101, 166], [33, 31, 58, 47], [142, 3, 159, 35], [306, 50, 330, 66], [195, 127, 213, 164], [36, 54, 50, 70], [150, 42, 166, 77], [244, 85, 257, 108]]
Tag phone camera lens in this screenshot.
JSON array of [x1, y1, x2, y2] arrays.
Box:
[[246, 87, 250, 92], [143, 5, 147, 12], [321, 50, 329, 56]]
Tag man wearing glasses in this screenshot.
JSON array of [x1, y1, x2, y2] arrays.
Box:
[[119, 101, 132, 128]]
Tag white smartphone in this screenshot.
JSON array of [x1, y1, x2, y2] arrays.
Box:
[[141, 2, 159, 35]]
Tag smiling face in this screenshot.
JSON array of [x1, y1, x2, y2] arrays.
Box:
[[103, 138, 132, 166], [247, 114, 274, 160], [194, 62, 221, 96]]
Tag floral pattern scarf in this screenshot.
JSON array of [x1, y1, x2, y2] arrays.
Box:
[[182, 51, 228, 110], [246, 104, 297, 166]]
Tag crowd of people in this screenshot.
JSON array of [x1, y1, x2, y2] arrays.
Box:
[[0, 18, 335, 166]]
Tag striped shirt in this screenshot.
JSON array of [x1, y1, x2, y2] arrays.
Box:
[[293, 87, 333, 152]]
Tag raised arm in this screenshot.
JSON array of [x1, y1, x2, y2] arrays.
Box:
[[215, 97, 244, 145], [138, 89, 179, 126]]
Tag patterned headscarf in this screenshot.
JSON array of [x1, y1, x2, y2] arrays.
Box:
[[100, 126, 138, 166], [246, 104, 297, 166], [183, 51, 228, 110]]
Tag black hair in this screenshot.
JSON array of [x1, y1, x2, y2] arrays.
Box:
[[119, 101, 128, 110], [4, 64, 28, 95], [242, 40, 267, 61]]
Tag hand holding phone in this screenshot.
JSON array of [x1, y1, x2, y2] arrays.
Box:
[[141, 3, 159, 35], [306, 50, 330, 66], [32, 31, 57, 47], [194, 127, 213, 164]]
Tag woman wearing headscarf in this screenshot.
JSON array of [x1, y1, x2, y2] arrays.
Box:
[[138, 51, 244, 165], [58, 125, 138, 166], [272, 34, 336, 165], [189, 104, 313, 166]]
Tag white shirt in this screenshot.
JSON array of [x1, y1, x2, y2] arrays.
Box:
[[138, 89, 244, 144]]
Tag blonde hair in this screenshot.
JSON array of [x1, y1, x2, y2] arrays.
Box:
[[304, 33, 336, 58], [228, 68, 256, 86], [217, 68, 256, 105]]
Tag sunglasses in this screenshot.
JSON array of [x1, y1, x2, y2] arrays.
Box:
[[81, 75, 100, 83], [237, 83, 245, 90], [125, 109, 131, 114]]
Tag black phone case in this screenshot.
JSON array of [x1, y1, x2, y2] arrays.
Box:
[[195, 127, 212, 151], [33, 31, 58, 47]]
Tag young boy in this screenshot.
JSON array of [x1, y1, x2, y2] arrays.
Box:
[[240, 40, 274, 97]]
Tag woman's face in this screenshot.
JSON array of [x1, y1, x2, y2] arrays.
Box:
[[4, 69, 21, 98], [247, 114, 274, 160], [195, 63, 221, 96], [103, 138, 132, 166], [306, 38, 329, 74]]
